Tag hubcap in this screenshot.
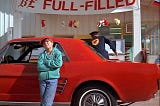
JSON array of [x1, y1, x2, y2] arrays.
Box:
[[80, 89, 112, 106], [85, 93, 105, 106]]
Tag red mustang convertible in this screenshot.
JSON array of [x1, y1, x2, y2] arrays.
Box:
[[0, 37, 159, 106]]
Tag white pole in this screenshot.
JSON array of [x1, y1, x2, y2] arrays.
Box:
[[133, 0, 142, 61], [13, 0, 22, 39]]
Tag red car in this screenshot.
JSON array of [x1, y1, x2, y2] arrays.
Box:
[[0, 37, 159, 106]]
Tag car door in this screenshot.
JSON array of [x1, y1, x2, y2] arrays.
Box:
[[0, 63, 40, 101], [0, 41, 70, 101], [0, 42, 40, 101]]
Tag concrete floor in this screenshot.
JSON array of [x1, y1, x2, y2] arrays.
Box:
[[0, 91, 159, 106], [130, 90, 160, 106]]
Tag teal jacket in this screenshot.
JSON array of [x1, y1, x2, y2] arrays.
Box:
[[37, 48, 63, 81]]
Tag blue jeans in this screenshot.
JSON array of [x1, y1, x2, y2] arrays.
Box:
[[40, 79, 58, 106]]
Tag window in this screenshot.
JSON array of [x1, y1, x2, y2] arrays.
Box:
[[0, 41, 69, 63], [28, 42, 69, 63], [1, 43, 30, 63], [28, 47, 45, 62], [54, 42, 70, 62]]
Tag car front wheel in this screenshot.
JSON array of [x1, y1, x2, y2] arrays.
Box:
[[71, 85, 117, 106]]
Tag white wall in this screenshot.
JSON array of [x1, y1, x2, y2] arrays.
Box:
[[21, 12, 131, 37], [21, 5, 159, 37], [22, 13, 41, 37], [0, 1, 159, 40], [0, 0, 14, 48]]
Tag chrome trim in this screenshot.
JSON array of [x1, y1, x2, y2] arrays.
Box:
[[57, 78, 67, 94]]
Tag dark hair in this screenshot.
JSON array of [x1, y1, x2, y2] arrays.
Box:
[[89, 31, 99, 37]]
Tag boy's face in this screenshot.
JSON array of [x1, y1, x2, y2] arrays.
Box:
[[42, 39, 53, 49]]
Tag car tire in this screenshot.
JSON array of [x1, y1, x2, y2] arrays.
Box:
[[71, 85, 117, 106]]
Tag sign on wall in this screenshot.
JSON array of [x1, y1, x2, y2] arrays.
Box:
[[16, 0, 139, 15]]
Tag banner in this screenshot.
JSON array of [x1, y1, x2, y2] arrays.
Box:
[[16, 0, 139, 15]]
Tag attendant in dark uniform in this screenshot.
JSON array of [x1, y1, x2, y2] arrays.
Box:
[[90, 31, 118, 59]]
